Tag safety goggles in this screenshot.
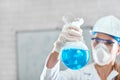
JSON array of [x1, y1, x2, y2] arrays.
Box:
[[91, 38, 115, 46]]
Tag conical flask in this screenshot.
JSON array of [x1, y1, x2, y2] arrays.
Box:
[[60, 16, 90, 70]]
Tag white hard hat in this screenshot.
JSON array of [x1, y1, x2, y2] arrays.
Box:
[[92, 15, 120, 37]]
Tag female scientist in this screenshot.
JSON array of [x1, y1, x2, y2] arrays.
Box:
[[40, 15, 120, 80]]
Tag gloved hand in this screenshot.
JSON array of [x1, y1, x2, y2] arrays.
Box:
[[52, 21, 84, 53]]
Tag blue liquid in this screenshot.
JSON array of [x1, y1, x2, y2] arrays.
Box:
[[61, 48, 90, 70]]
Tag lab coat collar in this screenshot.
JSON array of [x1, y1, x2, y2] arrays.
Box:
[[107, 69, 119, 80], [82, 63, 119, 80], [92, 63, 119, 80]]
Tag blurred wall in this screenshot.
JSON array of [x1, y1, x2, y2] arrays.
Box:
[[0, 0, 120, 80]]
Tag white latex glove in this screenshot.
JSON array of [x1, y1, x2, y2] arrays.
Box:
[[52, 18, 84, 53]]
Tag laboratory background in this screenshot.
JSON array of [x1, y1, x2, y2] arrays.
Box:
[[1, 0, 120, 80]]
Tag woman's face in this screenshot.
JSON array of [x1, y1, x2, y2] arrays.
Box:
[[91, 33, 120, 65], [92, 33, 119, 55]]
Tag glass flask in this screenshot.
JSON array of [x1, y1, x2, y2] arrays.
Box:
[[60, 15, 90, 70]]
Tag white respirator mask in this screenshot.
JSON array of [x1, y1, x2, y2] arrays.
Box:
[[92, 43, 116, 66]]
